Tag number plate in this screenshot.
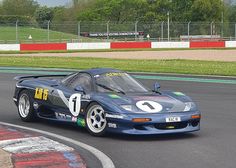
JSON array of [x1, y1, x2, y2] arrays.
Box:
[[166, 117, 181, 123]]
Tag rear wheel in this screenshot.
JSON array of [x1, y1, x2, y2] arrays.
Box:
[[85, 103, 107, 136], [18, 90, 36, 122]]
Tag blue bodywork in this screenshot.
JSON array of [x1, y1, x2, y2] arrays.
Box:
[[13, 68, 201, 135]]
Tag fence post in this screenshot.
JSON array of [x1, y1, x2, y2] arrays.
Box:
[[16, 20, 19, 43], [235, 23, 236, 41], [135, 21, 138, 41], [161, 21, 164, 41], [78, 21, 81, 42], [188, 21, 191, 41], [211, 22, 214, 37], [107, 21, 110, 41], [167, 12, 170, 41], [47, 20, 50, 43]]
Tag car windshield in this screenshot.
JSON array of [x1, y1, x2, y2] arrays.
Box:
[[95, 72, 149, 93]]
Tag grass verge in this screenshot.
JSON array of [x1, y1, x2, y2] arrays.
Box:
[[0, 56, 235, 76], [2, 48, 236, 54]]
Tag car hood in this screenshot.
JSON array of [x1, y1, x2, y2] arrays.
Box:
[[95, 91, 195, 113]]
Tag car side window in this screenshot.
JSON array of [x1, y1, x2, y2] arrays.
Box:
[[67, 73, 93, 92]]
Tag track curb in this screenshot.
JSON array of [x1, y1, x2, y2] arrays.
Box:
[[0, 122, 115, 168]]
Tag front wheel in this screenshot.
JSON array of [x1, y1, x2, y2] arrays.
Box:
[[18, 90, 36, 122], [85, 103, 107, 136]]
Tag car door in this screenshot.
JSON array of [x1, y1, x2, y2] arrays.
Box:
[[51, 73, 93, 120]]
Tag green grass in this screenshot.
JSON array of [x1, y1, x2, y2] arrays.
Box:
[[0, 26, 98, 43], [2, 47, 236, 55], [0, 56, 235, 76]]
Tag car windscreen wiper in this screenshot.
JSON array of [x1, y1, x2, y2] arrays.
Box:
[[96, 83, 125, 95]]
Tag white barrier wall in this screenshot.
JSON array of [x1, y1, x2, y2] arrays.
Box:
[[151, 42, 190, 49], [67, 42, 111, 50], [225, 41, 236, 48], [0, 44, 20, 51]]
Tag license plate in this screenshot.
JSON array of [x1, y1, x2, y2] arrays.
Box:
[[166, 117, 181, 123]]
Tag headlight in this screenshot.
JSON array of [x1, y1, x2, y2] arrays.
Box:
[[120, 105, 134, 111], [184, 102, 196, 112]]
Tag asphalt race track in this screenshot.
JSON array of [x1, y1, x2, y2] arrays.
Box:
[[0, 72, 236, 168]]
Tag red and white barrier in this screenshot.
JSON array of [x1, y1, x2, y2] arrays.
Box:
[[67, 42, 110, 50], [0, 44, 20, 51], [152, 42, 190, 49], [225, 41, 236, 48], [111, 42, 151, 49], [0, 41, 236, 51], [190, 41, 225, 48], [20, 43, 67, 51]]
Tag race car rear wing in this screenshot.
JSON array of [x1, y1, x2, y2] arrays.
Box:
[[14, 74, 68, 81]]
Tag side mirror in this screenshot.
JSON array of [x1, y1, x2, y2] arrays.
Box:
[[153, 82, 161, 93], [75, 86, 85, 94]]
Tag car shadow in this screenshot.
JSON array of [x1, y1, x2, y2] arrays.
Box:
[[107, 132, 199, 141]]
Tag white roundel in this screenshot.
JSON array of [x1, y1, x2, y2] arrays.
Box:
[[136, 101, 163, 113], [69, 93, 81, 116]]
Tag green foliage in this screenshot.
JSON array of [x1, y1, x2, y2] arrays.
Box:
[[228, 5, 236, 22], [0, 0, 229, 23], [35, 6, 53, 28], [1, 0, 39, 17], [191, 0, 223, 22], [75, 0, 225, 22], [0, 15, 34, 24], [35, 6, 53, 23]]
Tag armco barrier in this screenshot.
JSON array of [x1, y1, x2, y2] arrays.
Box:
[[1, 41, 235, 51], [190, 41, 225, 48], [20, 43, 67, 51], [67, 42, 110, 50], [152, 42, 190, 48], [0, 44, 20, 51], [111, 42, 151, 49]]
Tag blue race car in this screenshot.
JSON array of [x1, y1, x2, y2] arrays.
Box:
[[13, 68, 201, 136]]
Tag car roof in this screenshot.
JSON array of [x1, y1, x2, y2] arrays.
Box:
[[80, 68, 123, 76]]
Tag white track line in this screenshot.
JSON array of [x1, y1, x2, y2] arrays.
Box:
[[0, 122, 115, 168]]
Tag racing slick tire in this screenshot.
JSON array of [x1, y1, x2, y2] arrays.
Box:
[[17, 90, 36, 122], [85, 103, 107, 136]]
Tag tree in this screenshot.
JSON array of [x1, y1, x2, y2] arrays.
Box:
[[35, 6, 53, 23], [191, 0, 223, 22], [171, 0, 194, 22], [1, 0, 39, 16]]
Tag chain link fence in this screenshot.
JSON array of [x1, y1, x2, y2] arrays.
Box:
[[1, 21, 236, 44]]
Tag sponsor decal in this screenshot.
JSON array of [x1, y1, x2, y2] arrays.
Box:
[[108, 123, 117, 128], [109, 94, 121, 99], [136, 101, 163, 113], [82, 94, 90, 100], [72, 117, 77, 122], [166, 126, 175, 129], [106, 114, 124, 119], [55, 112, 74, 121], [77, 118, 86, 127], [33, 102, 39, 110], [82, 31, 144, 37], [133, 96, 170, 101], [105, 72, 125, 77], [173, 92, 185, 96], [34, 88, 49, 100]]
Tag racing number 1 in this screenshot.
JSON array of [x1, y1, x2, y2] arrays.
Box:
[[73, 96, 77, 112], [142, 102, 155, 110], [69, 93, 81, 117]]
